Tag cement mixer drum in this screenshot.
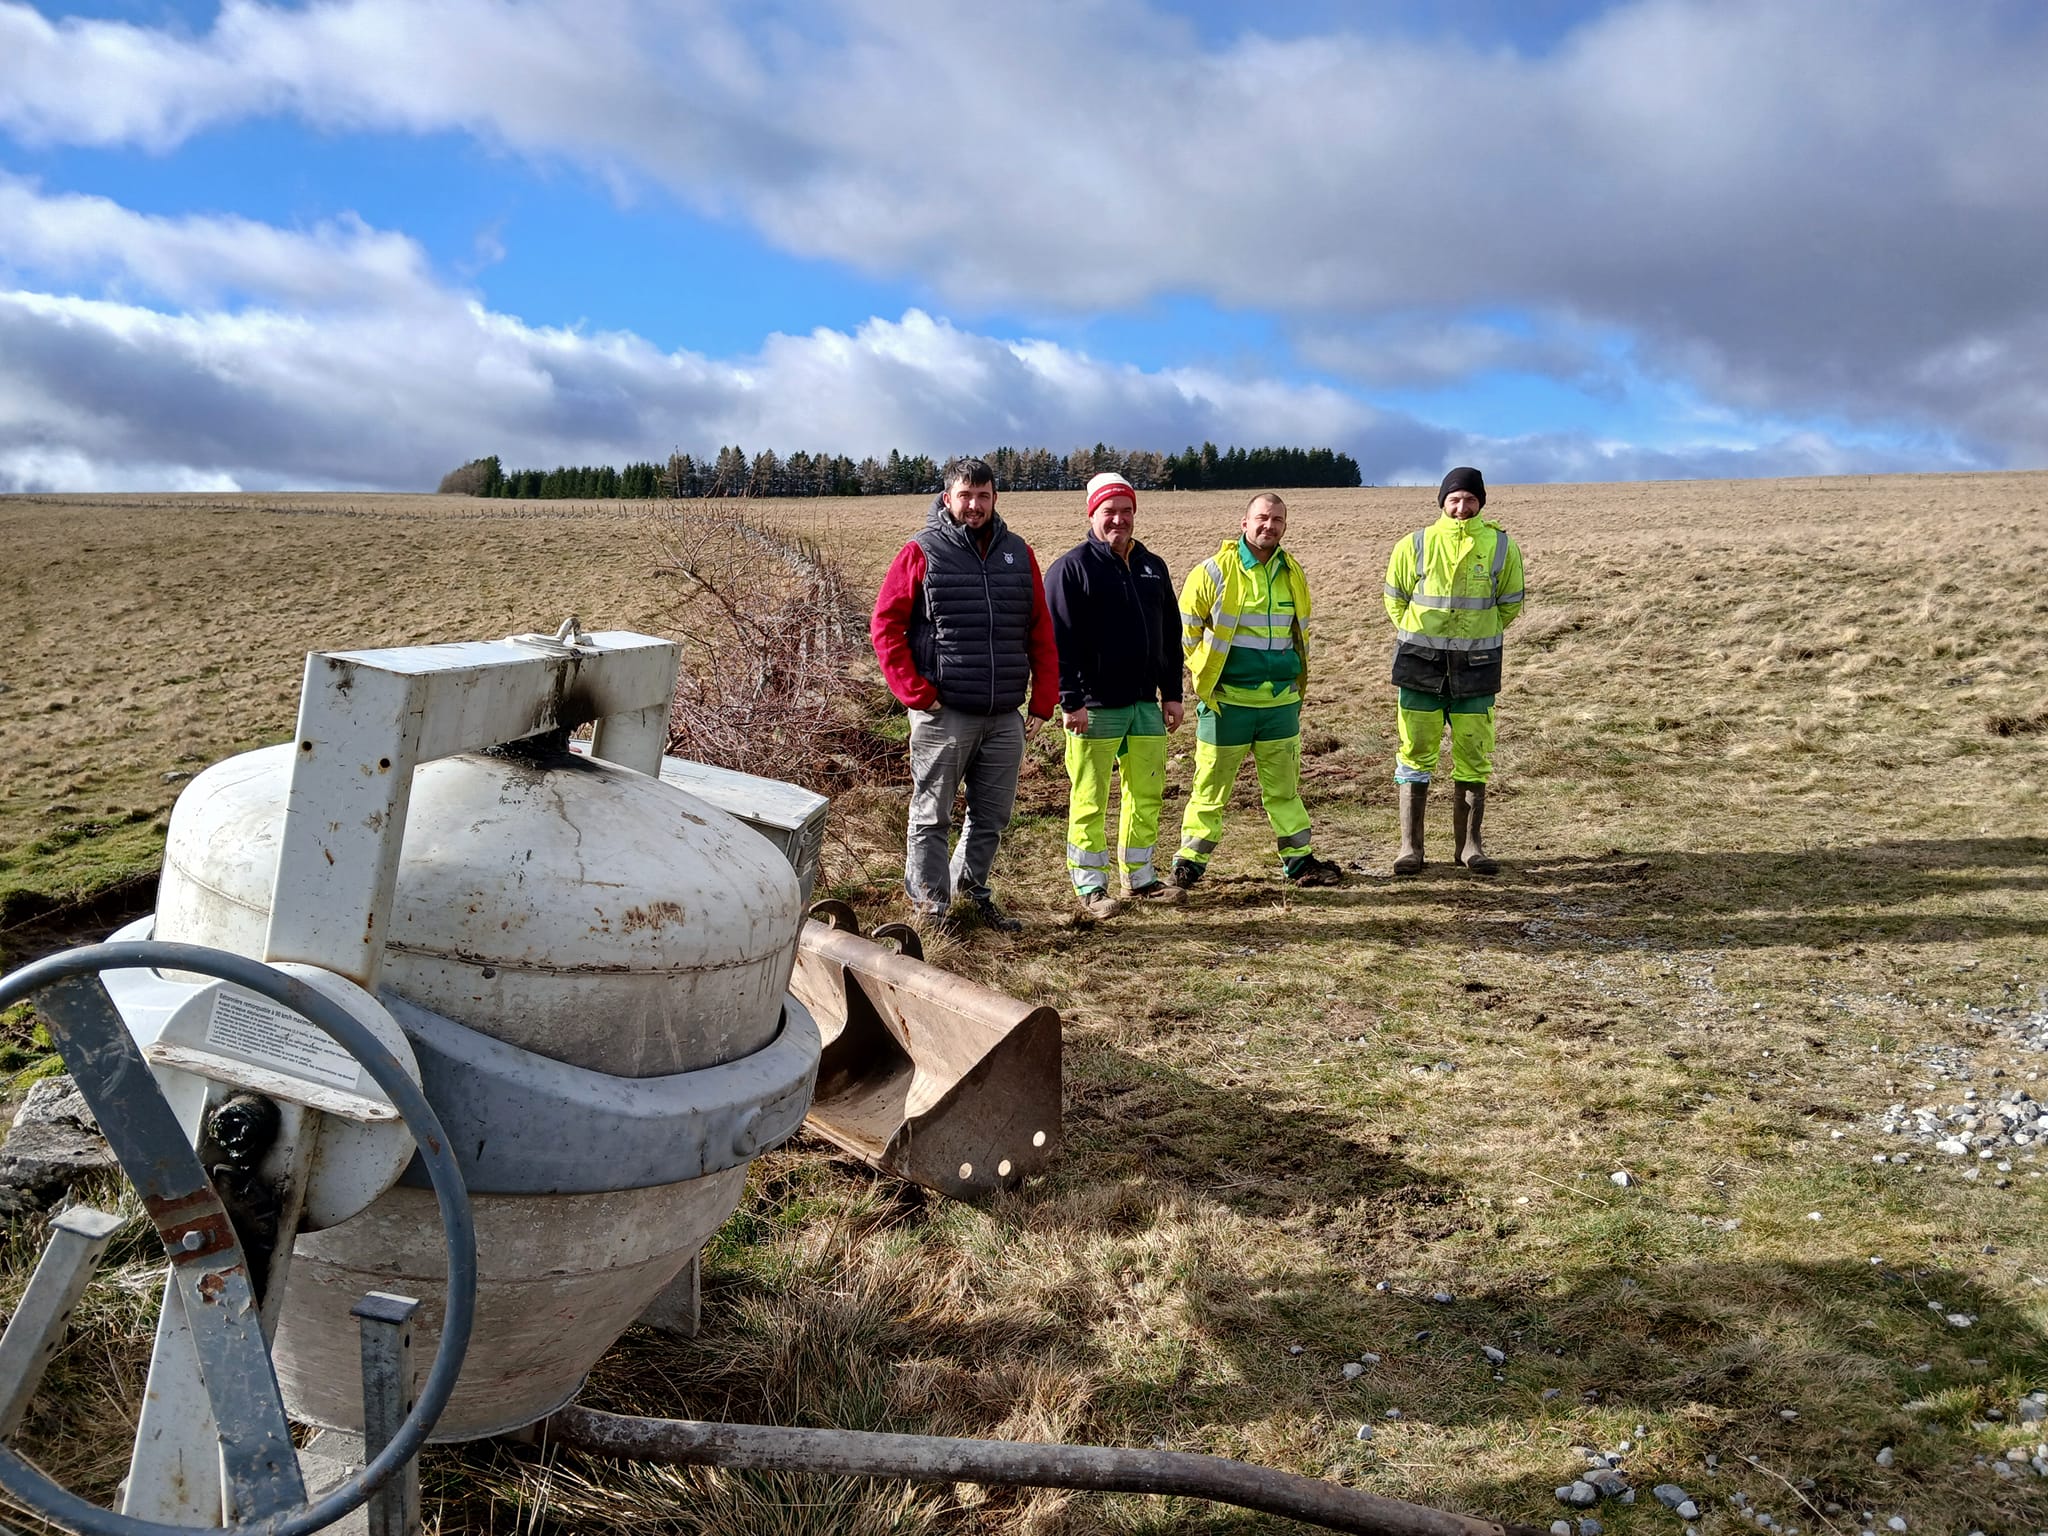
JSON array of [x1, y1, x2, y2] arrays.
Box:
[[138, 637, 812, 1441]]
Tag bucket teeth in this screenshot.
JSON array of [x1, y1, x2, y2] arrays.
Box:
[[792, 919, 1061, 1200]]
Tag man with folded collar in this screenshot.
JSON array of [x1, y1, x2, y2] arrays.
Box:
[[1046, 472, 1186, 919], [1171, 492, 1345, 891], [1382, 466, 1526, 875], [871, 456, 1059, 931]]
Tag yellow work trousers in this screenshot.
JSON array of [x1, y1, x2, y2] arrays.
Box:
[[1064, 703, 1170, 893], [1176, 700, 1314, 872], [1394, 692, 1496, 784]]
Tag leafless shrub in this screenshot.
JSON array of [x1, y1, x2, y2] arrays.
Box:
[[650, 501, 899, 794]]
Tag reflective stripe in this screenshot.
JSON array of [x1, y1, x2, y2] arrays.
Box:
[[1410, 526, 1511, 604], [1495, 588, 1524, 605], [1394, 628, 1503, 651], [1179, 611, 1205, 627], [1406, 591, 1496, 611], [1276, 828, 1313, 850], [1125, 862, 1154, 884], [1065, 845, 1111, 867], [1229, 634, 1295, 650], [1181, 835, 1218, 855], [1384, 582, 1409, 602], [1121, 844, 1155, 862]]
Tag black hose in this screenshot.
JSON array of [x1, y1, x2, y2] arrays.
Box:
[[540, 1406, 1545, 1536]]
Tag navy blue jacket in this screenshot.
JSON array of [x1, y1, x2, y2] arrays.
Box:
[[871, 496, 1059, 717], [1045, 532, 1183, 712]]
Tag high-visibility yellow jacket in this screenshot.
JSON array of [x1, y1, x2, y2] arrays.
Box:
[[1382, 515, 1525, 697], [1180, 539, 1313, 706], [1383, 515, 1524, 646]]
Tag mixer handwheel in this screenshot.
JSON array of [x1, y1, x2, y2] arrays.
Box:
[[0, 941, 477, 1536]]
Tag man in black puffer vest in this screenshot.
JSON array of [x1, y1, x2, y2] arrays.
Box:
[[872, 456, 1060, 930]]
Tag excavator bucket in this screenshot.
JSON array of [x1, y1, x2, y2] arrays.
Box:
[[792, 908, 1061, 1201]]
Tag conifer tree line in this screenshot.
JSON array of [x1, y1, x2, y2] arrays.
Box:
[[439, 440, 1363, 499]]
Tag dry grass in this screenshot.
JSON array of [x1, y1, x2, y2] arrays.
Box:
[[3, 475, 2048, 1532]]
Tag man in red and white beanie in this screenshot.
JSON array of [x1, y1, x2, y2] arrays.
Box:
[[1044, 471, 1186, 918]]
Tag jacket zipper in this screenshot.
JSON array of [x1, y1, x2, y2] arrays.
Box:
[[979, 531, 996, 715]]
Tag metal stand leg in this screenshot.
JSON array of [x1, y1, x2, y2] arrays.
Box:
[[123, 1278, 230, 1523], [354, 1292, 421, 1536], [637, 1250, 702, 1337], [0, 1207, 123, 1440]]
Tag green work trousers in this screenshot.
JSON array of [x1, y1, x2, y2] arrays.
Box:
[[1064, 702, 1170, 894], [1176, 700, 1314, 873], [1394, 688, 1496, 784]]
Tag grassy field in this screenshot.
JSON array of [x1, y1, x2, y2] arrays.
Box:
[[3, 477, 2047, 1533]]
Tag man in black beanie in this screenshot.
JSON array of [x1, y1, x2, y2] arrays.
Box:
[[1379, 467, 1526, 874]]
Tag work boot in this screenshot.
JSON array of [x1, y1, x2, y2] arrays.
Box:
[[1170, 858, 1204, 889], [1077, 888, 1123, 920], [1393, 782, 1428, 876], [1452, 781, 1499, 875], [973, 894, 1024, 932], [1285, 854, 1345, 887], [1128, 879, 1187, 906]]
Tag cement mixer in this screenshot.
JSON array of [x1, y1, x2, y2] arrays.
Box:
[[0, 622, 824, 1528], [0, 621, 1534, 1536]]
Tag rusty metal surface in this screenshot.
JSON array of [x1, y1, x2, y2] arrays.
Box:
[[32, 970, 307, 1521], [352, 1293, 421, 1536], [0, 940, 478, 1536], [792, 920, 1061, 1201], [266, 630, 681, 990]]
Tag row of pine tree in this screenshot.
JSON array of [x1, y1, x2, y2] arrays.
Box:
[[437, 441, 1364, 499]]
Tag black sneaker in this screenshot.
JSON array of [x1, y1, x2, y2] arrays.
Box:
[[973, 895, 1023, 933], [1285, 854, 1345, 888], [1170, 858, 1204, 889]]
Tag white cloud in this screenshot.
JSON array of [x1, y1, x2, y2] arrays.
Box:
[[0, 175, 438, 310], [4, 0, 2045, 461], [0, 177, 1447, 490], [0, 281, 1934, 495]]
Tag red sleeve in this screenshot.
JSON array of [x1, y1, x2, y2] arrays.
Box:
[[870, 542, 937, 709], [1025, 547, 1060, 720]]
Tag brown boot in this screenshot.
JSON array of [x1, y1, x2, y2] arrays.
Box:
[[1452, 781, 1499, 874], [1393, 782, 1428, 875]]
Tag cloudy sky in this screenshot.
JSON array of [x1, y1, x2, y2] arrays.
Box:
[[2, 0, 2042, 492]]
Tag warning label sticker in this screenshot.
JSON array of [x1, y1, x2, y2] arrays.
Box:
[[204, 990, 360, 1091]]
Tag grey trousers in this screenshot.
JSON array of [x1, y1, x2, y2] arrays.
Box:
[[904, 705, 1026, 909]]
